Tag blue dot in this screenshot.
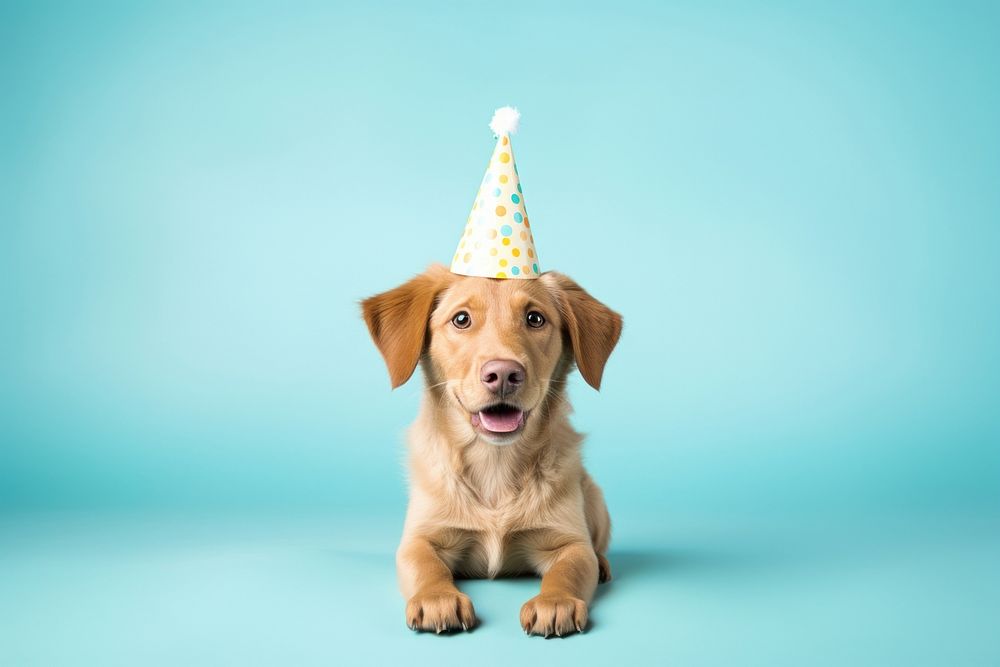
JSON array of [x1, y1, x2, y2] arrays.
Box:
[[517, 183, 522, 193], [511, 193, 520, 204], [493, 187, 501, 197], [532, 263, 539, 273], [500, 225, 513, 236], [513, 212, 523, 223], [511, 266, 520, 275]]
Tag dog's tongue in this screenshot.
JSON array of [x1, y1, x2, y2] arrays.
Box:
[[477, 408, 524, 433]]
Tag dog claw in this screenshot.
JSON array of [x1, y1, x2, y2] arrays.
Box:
[[462, 622, 468, 631], [575, 623, 583, 633]]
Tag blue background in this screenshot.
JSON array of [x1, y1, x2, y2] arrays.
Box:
[[2, 1, 998, 664]]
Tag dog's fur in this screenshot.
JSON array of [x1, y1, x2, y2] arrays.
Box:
[[362, 264, 622, 636]]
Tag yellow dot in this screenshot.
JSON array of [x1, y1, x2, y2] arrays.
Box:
[[527, 248, 534, 258], [520, 231, 528, 240], [502, 238, 511, 246], [496, 272, 507, 278], [512, 248, 520, 257], [499, 259, 508, 267], [490, 248, 498, 256], [463, 252, 471, 263], [495, 205, 506, 216], [499, 174, 508, 184], [522, 265, 531, 274], [489, 229, 497, 239], [499, 152, 510, 163], [502, 136, 508, 146], [460, 241, 465, 249]]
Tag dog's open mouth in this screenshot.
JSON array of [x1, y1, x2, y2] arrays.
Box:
[[471, 403, 526, 434]]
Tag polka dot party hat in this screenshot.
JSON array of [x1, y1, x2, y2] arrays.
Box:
[[451, 106, 540, 280]]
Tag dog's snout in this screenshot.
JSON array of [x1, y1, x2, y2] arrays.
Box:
[[480, 359, 526, 396]]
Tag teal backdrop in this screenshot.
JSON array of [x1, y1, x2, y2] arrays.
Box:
[[1, 1, 998, 665]]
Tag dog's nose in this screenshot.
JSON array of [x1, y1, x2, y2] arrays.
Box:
[[480, 359, 526, 396]]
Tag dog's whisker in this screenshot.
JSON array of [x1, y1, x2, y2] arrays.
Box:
[[424, 379, 453, 391], [542, 384, 572, 408]]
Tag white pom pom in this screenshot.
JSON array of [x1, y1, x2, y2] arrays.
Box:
[[489, 106, 520, 136]]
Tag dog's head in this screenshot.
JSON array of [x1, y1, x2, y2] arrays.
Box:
[[361, 264, 622, 445]]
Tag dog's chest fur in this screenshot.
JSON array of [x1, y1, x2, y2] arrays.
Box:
[[404, 401, 587, 580], [438, 499, 554, 580], [423, 443, 579, 579]]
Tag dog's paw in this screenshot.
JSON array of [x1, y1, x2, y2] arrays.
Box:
[[405, 590, 476, 633], [520, 594, 588, 637], [597, 553, 612, 583]]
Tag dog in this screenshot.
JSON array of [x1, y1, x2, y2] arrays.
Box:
[[361, 263, 622, 636]]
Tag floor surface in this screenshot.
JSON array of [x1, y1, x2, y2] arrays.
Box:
[[1, 509, 996, 666]]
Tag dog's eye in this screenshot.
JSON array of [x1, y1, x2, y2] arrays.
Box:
[[452, 311, 471, 329], [526, 311, 545, 328]]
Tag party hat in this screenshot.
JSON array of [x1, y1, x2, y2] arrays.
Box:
[[450, 107, 540, 279]]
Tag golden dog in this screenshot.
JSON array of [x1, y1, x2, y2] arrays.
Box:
[[362, 264, 622, 636]]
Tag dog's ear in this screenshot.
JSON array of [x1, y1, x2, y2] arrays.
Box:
[[545, 272, 623, 390], [361, 264, 453, 389]]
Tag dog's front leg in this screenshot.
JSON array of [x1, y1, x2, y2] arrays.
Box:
[[521, 541, 598, 636], [397, 537, 476, 633]]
